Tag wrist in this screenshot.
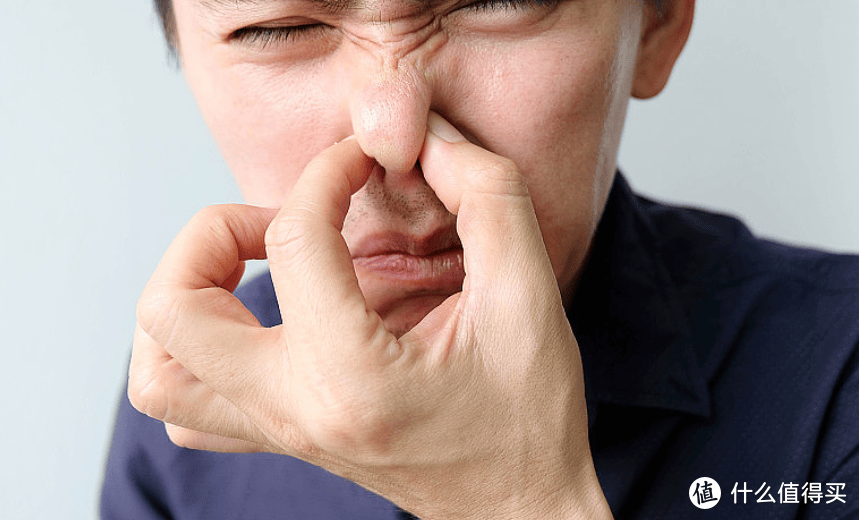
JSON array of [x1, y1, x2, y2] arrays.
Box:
[[510, 461, 613, 520], [550, 465, 614, 520], [407, 458, 613, 520]]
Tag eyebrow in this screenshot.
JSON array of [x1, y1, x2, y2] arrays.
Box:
[[199, 0, 363, 14]]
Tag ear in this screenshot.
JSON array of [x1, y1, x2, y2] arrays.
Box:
[[632, 0, 695, 99]]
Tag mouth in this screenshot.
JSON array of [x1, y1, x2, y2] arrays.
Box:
[[351, 228, 465, 288]]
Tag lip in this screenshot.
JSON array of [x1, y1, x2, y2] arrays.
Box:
[[351, 229, 465, 287], [351, 228, 461, 258]]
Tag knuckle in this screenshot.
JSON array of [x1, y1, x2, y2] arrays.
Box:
[[192, 205, 240, 253], [302, 385, 400, 460], [264, 210, 324, 263], [187, 204, 246, 253], [472, 157, 529, 197], [191, 204, 236, 230], [127, 367, 167, 420], [264, 212, 305, 250], [136, 283, 183, 347]]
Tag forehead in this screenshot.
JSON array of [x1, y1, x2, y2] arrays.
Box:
[[196, 0, 440, 14], [185, 0, 483, 33], [200, 0, 350, 10]]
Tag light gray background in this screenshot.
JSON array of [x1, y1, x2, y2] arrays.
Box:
[[1, 1, 857, 518]]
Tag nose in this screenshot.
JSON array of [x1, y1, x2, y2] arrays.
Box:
[[347, 39, 433, 176]]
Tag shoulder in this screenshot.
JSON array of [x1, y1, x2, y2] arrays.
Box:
[[639, 196, 859, 338], [643, 196, 859, 493], [639, 194, 859, 294], [636, 193, 859, 379]]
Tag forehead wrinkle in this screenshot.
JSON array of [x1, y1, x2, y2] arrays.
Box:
[[198, 0, 437, 16], [199, 0, 357, 15]]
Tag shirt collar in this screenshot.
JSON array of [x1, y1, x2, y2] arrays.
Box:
[[569, 173, 711, 424]]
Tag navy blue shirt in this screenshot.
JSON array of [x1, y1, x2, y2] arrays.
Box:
[[102, 173, 859, 519]]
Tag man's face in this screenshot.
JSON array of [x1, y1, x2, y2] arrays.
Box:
[[173, 0, 643, 336]]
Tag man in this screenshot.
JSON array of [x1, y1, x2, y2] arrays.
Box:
[[102, 0, 859, 518]]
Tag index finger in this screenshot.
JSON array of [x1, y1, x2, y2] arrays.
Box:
[[135, 204, 282, 410], [151, 204, 277, 290], [265, 138, 398, 364]]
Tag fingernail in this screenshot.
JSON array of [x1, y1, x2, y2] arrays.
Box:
[[338, 135, 357, 144], [427, 112, 466, 143]]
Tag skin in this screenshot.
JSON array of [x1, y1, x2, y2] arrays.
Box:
[[173, 0, 675, 335], [128, 0, 694, 518]]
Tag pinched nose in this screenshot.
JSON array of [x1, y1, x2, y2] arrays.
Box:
[[349, 61, 431, 176]]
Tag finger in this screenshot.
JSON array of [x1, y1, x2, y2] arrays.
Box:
[[129, 323, 273, 447], [164, 424, 266, 453], [419, 112, 560, 304], [136, 204, 288, 408], [135, 278, 294, 423], [151, 204, 276, 290], [266, 137, 399, 366], [132, 203, 288, 443], [222, 260, 246, 294]]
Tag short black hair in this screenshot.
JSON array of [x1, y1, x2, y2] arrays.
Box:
[[154, 0, 177, 54]]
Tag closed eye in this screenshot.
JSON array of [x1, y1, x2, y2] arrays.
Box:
[[231, 23, 329, 49], [463, 0, 560, 12]]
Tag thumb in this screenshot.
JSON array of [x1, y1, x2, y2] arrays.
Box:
[[418, 113, 561, 313]]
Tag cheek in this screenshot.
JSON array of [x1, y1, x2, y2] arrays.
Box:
[[184, 46, 345, 206], [440, 36, 618, 284]]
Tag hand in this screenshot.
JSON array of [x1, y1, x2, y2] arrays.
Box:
[[129, 113, 612, 520]]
